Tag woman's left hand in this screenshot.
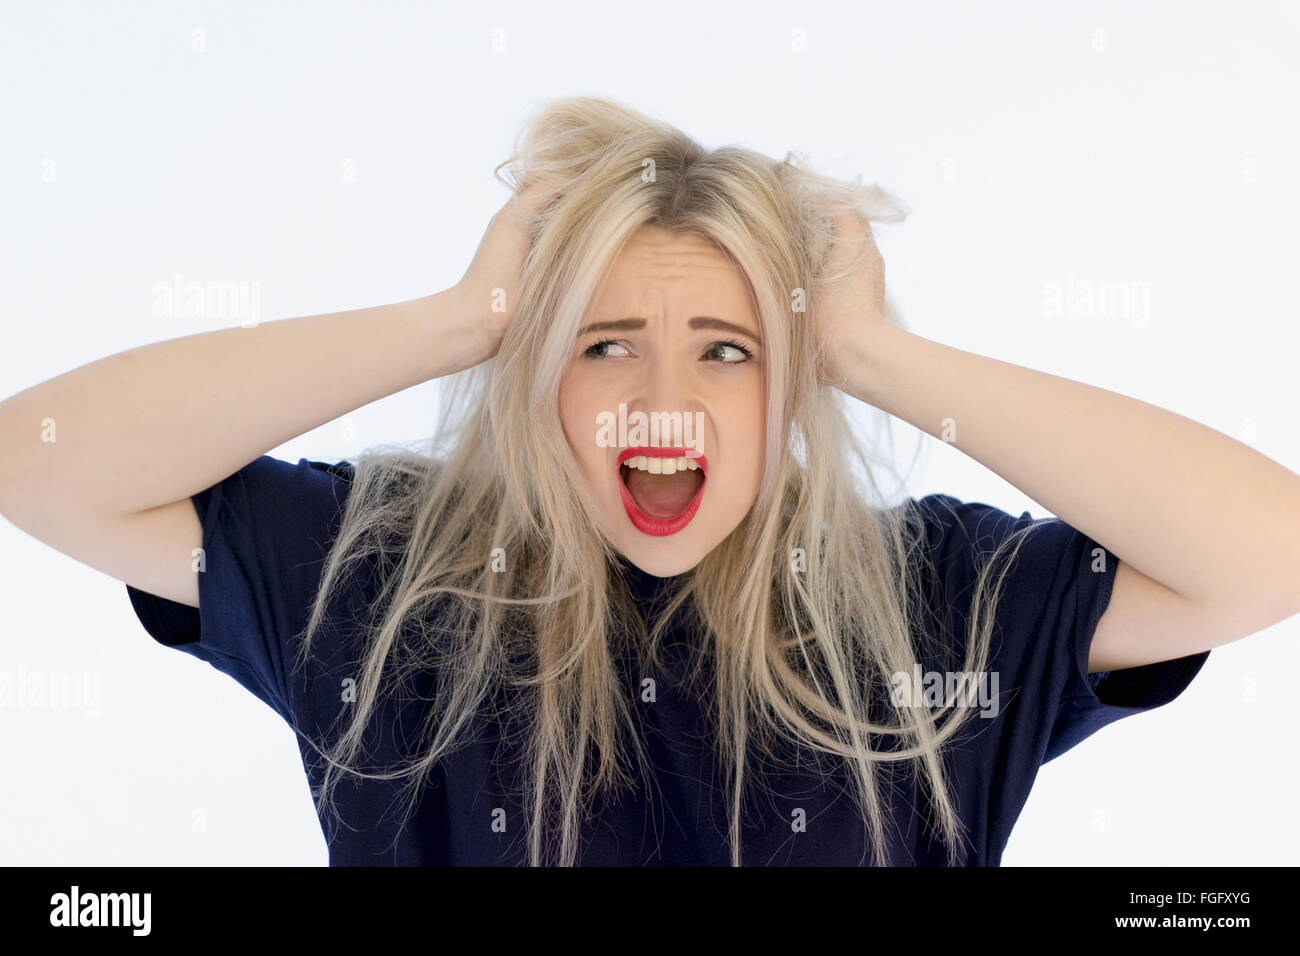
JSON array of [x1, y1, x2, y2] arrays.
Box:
[[812, 210, 889, 395]]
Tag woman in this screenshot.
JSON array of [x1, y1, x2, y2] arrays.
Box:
[[2, 96, 1289, 866]]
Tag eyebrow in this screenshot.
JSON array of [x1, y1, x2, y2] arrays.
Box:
[[576, 316, 762, 344]]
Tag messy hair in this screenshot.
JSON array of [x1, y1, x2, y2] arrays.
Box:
[[294, 95, 1032, 866]]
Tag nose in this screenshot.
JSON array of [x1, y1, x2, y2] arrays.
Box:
[[627, 349, 695, 445], [642, 347, 684, 408]]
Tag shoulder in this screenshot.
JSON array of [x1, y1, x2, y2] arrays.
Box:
[[202, 455, 358, 535], [905, 492, 1032, 535], [230, 452, 439, 517], [895, 492, 1103, 652], [898, 492, 1046, 572]]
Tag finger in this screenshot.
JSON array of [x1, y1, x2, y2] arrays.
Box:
[[510, 180, 555, 220]]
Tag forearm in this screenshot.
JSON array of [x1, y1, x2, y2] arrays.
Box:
[[848, 323, 1300, 611], [0, 286, 479, 518]]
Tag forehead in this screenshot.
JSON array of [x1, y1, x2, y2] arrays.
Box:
[[593, 225, 754, 315]]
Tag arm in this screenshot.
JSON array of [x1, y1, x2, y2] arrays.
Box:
[[848, 323, 1300, 670], [0, 185, 546, 609], [815, 214, 1300, 671], [0, 290, 475, 607]]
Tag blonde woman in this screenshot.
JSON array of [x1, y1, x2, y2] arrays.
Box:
[[2, 96, 1291, 867]]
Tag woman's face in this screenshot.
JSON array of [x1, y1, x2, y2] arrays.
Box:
[[559, 226, 766, 578]]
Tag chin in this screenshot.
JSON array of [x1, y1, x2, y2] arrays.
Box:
[[616, 538, 708, 578], [609, 446, 716, 577]]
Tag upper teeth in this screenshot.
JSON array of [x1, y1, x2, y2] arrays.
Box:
[[623, 456, 700, 475]]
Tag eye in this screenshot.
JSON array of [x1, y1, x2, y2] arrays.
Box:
[[703, 339, 755, 364], [583, 339, 631, 358]]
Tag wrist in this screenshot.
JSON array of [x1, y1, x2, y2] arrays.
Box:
[[833, 321, 906, 410], [417, 286, 485, 379]]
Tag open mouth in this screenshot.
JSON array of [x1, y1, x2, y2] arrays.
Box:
[[616, 447, 708, 536]]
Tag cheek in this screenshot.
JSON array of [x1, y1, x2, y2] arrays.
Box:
[[557, 364, 590, 441], [557, 371, 607, 478], [730, 379, 766, 461], [713, 381, 766, 502], [557, 379, 579, 446]]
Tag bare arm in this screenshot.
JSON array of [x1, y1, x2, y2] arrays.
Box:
[[813, 211, 1300, 673], [0, 184, 545, 609], [0, 288, 483, 607]]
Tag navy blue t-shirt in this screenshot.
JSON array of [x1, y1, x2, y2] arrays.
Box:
[[125, 455, 1209, 865]]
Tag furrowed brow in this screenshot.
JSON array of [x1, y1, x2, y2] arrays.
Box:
[[577, 317, 647, 337], [687, 316, 761, 344], [576, 315, 760, 344]]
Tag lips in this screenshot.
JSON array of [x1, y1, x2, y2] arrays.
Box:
[[616, 447, 708, 536]]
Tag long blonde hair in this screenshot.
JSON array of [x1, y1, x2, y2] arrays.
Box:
[[294, 95, 1033, 866]]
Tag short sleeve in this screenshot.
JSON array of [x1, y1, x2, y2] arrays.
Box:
[[125, 455, 355, 725], [907, 493, 1209, 768]]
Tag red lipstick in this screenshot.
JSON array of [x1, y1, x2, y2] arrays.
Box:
[[615, 447, 709, 537]]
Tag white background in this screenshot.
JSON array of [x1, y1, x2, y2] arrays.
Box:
[[2, 0, 1297, 865]]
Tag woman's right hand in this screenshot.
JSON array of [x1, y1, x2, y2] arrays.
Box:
[[452, 182, 554, 366], [0, 180, 558, 612]]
